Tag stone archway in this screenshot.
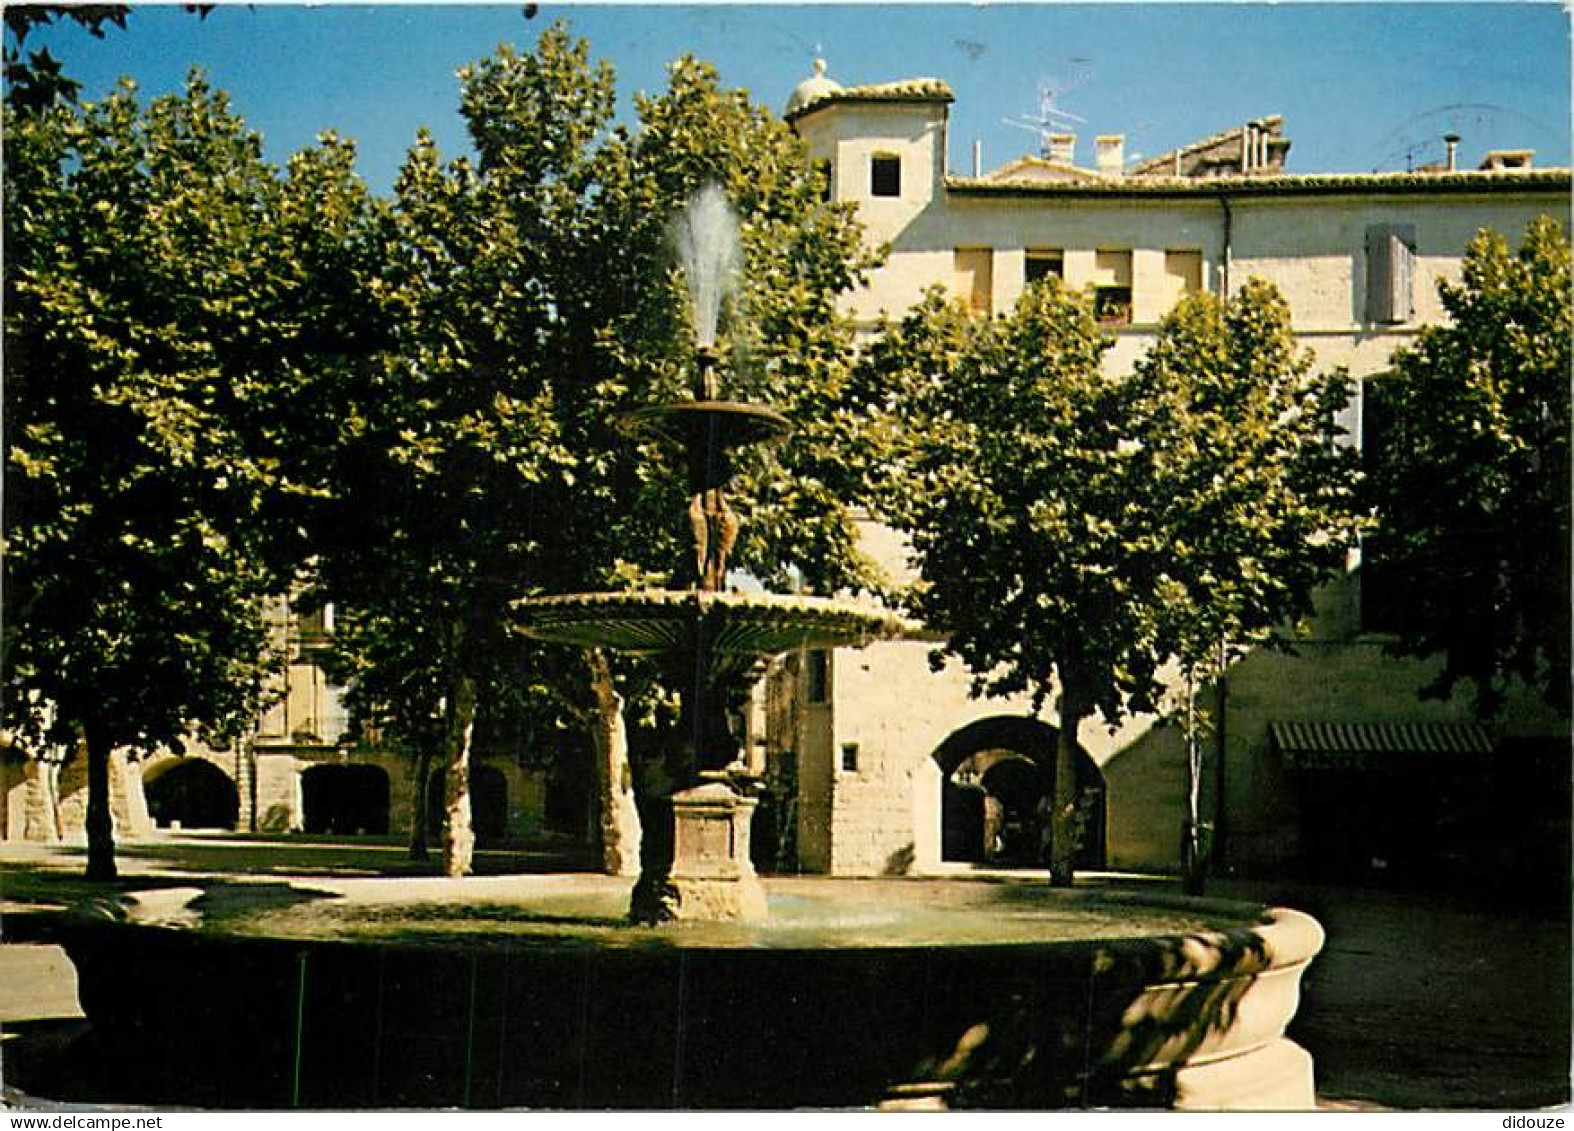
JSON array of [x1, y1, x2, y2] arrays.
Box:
[[932, 716, 1106, 870], [142, 758, 240, 830], [425, 762, 509, 844], [300, 763, 390, 836]]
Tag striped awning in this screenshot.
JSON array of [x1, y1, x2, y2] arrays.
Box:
[[1270, 720, 1494, 771]]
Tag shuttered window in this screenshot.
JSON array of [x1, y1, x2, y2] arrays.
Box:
[[1366, 223, 1417, 324], [953, 248, 994, 314]]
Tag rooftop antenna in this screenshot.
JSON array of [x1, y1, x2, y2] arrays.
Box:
[[1003, 73, 1091, 157]]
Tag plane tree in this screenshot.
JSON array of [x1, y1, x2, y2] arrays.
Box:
[[1364, 217, 1571, 718], [1127, 281, 1363, 890], [3, 75, 384, 878], [862, 277, 1361, 886]]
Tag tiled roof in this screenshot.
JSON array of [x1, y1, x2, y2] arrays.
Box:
[[980, 156, 1102, 184], [785, 78, 954, 121], [1129, 115, 1286, 177], [947, 167, 1573, 198]]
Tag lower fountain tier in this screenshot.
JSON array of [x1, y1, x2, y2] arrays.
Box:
[[57, 882, 1324, 1110], [512, 589, 915, 673]]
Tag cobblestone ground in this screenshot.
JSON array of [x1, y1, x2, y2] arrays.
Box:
[[1216, 877, 1571, 1111], [2, 837, 1569, 1110]]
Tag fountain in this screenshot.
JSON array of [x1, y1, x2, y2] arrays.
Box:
[[45, 188, 1328, 1112], [513, 184, 907, 923]]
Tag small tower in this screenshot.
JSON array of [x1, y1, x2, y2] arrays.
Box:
[[783, 60, 954, 244]]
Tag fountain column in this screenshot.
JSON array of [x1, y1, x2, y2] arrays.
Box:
[[631, 351, 771, 922]]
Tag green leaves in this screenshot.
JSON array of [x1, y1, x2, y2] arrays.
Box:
[[1367, 217, 1571, 715], [866, 274, 1362, 732], [311, 25, 882, 794], [1130, 281, 1363, 683], [3, 71, 383, 759]]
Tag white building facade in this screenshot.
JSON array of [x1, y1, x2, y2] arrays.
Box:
[[763, 65, 1571, 882]]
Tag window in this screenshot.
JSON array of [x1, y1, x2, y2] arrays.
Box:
[[806, 649, 830, 704], [870, 153, 901, 198], [1366, 223, 1416, 324], [1162, 250, 1203, 308], [1024, 249, 1064, 285], [1092, 249, 1133, 325], [953, 248, 994, 315], [1094, 287, 1132, 324], [840, 743, 861, 774]]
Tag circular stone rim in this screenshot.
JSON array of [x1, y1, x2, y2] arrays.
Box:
[[512, 589, 915, 654]]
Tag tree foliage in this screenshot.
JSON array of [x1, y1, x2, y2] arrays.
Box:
[[4, 5, 129, 113], [1131, 280, 1363, 675], [3, 74, 382, 876], [3, 6, 211, 115], [1366, 216, 1572, 717], [863, 276, 1362, 883]]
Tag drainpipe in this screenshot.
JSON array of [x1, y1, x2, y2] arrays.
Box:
[[1217, 193, 1234, 298]]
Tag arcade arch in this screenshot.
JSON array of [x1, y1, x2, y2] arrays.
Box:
[[932, 716, 1106, 869], [425, 763, 509, 843], [142, 757, 240, 831], [300, 763, 390, 835]]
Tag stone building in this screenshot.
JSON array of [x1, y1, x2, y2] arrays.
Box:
[[757, 63, 1571, 884], [4, 596, 553, 847]]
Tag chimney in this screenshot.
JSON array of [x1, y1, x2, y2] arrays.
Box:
[[1046, 132, 1076, 165], [1444, 133, 1460, 172], [1096, 134, 1125, 178]]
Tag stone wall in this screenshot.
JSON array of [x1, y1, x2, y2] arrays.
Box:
[[49, 746, 152, 841], [2, 754, 63, 841]]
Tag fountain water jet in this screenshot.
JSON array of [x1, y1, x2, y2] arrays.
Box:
[[667, 181, 740, 358]]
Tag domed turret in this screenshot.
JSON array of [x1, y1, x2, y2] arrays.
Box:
[[785, 58, 843, 117]]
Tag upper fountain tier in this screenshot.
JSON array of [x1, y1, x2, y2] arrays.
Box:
[[616, 399, 791, 454]]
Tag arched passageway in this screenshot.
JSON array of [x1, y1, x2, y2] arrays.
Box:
[[933, 716, 1106, 870], [143, 758, 239, 830], [301, 764, 390, 835], [426, 763, 509, 843]]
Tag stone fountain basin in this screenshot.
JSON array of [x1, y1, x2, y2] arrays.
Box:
[[56, 876, 1322, 1110]]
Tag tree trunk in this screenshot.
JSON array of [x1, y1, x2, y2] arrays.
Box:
[[1211, 636, 1229, 873], [586, 649, 641, 877], [441, 669, 477, 878], [82, 724, 117, 882], [1181, 674, 1208, 896], [409, 746, 432, 863], [1048, 692, 1084, 888]]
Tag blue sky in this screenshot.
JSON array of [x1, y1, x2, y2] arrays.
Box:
[[16, 3, 1571, 194]]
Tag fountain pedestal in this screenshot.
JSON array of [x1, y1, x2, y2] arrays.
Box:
[[669, 780, 767, 920]]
